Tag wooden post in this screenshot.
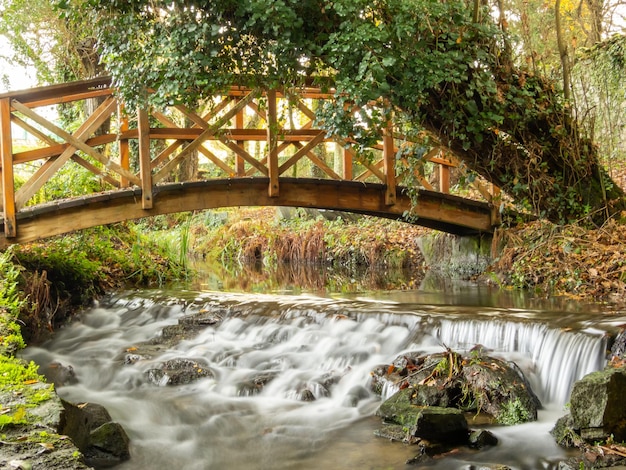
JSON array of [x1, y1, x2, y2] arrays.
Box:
[[343, 147, 353, 180], [267, 90, 279, 197], [490, 184, 502, 226], [383, 121, 396, 205], [439, 164, 450, 194], [119, 104, 130, 187], [0, 98, 16, 237], [235, 102, 245, 176], [137, 107, 153, 209]]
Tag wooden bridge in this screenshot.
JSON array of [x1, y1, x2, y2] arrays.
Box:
[[0, 77, 500, 247]]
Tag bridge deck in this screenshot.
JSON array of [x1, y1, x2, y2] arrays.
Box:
[[0, 78, 499, 244]]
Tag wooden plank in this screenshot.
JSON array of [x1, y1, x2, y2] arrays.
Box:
[[235, 106, 245, 176], [267, 90, 279, 197], [0, 98, 16, 236], [17, 88, 113, 109], [119, 106, 130, 187], [72, 155, 120, 187], [142, 128, 323, 141], [152, 141, 185, 169], [152, 106, 235, 176], [0, 76, 112, 106], [12, 134, 118, 164], [173, 105, 209, 129], [343, 146, 353, 180], [137, 107, 153, 209], [218, 137, 268, 176], [355, 159, 384, 182], [292, 142, 342, 180], [153, 89, 259, 183], [12, 115, 57, 145], [198, 146, 236, 175], [278, 132, 326, 175], [383, 122, 396, 205], [0, 180, 493, 247], [439, 165, 450, 194]]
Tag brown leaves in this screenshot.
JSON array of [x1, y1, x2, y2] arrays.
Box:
[[494, 219, 626, 301]]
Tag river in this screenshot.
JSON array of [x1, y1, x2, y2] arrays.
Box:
[[21, 276, 622, 469]]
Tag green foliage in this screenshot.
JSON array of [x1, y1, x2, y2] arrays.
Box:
[[498, 397, 532, 425], [0, 0, 97, 85], [0, 248, 25, 317], [59, 0, 623, 223]]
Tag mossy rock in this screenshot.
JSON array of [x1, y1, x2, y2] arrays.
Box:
[[569, 366, 626, 442]]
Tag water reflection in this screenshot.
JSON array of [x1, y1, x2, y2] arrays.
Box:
[[188, 259, 425, 294]]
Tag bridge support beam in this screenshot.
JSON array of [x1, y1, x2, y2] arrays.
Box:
[[267, 90, 279, 197], [383, 121, 396, 206], [138, 108, 153, 209], [0, 98, 16, 237], [119, 105, 131, 188]]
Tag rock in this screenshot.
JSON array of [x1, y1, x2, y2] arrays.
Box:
[[462, 357, 539, 424], [569, 367, 626, 441], [342, 385, 370, 407], [41, 362, 78, 388], [468, 429, 499, 448], [84, 422, 130, 467], [376, 387, 420, 426], [610, 329, 626, 360], [412, 407, 469, 443], [237, 371, 279, 396], [59, 399, 130, 468], [374, 423, 416, 443], [297, 389, 316, 401], [373, 350, 539, 425], [551, 414, 584, 448], [146, 358, 213, 386]]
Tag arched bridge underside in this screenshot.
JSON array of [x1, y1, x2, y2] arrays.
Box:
[[0, 77, 500, 247], [0, 178, 493, 247]]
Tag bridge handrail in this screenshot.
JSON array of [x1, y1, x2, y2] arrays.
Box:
[[0, 77, 499, 241]]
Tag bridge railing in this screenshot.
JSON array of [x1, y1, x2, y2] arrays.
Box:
[[0, 77, 498, 238]]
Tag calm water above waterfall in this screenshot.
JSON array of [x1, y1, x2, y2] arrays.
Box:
[[22, 283, 622, 469]]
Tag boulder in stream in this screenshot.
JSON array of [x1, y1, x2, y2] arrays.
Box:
[[552, 366, 626, 445], [59, 399, 130, 468], [146, 358, 214, 386], [371, 348, 540, 425]]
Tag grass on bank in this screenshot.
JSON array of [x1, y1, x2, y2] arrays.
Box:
[[140, 208, 426, 270]]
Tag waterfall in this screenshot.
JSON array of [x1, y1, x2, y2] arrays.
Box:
[[431, 319, 607, 405]]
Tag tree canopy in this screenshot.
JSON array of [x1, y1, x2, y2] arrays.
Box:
[[58, 0, 625, 223]]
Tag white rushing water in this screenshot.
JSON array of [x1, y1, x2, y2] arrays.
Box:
[[22, 291, 610, 469]]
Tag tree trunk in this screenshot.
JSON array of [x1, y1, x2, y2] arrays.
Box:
[[420, 72, 624, 224], [555, 0, 572, 101]]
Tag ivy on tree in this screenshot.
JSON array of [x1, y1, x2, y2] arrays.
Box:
[[62, 0, 624, 224]]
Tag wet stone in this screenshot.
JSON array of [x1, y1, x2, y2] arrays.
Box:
[[412, 406, 469, 443], [146, 358, 213, 386], [236, 371, 279, 396], [468, 429, 499, 448], [373, 423, 416, 443]]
